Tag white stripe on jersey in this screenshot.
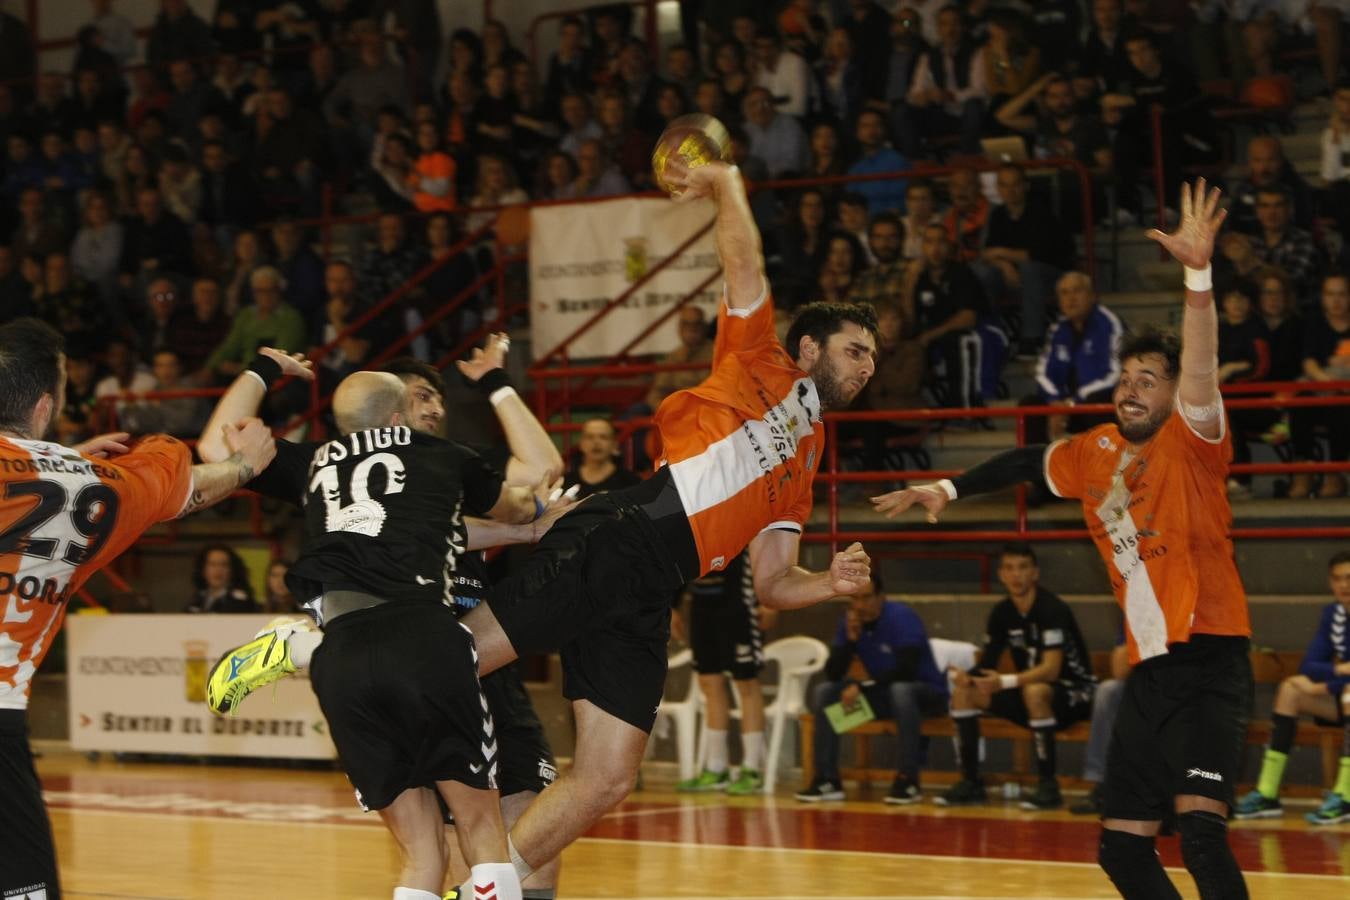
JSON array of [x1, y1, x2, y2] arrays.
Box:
[[1094, 450, 1169, 661], [668, 376, 818, 517], [0, 440, 103, 709]]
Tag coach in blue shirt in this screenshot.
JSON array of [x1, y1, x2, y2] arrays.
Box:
[[795, 572, 946, 805]]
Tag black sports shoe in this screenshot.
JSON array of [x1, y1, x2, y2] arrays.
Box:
[[934, 778, 986, 806], [1069, 783, 1104, 815], [794, 778, 846, 802], [883, 776, 921, 805], [1020, 778, 1063, 811]]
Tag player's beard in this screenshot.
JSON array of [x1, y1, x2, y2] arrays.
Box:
[[811, 352, 858, 410], [1116, 402, 1170, 444]]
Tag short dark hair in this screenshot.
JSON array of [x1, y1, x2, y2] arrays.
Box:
[[381, 357, 445, 398], [906, 177, 935, 197], [838, 192, 868, 210], [1000, 542, 1038, 565], [1329, 550, 1350, 570], [783, 302, 880, 363], [1118, 327, 1181, 380], [871, 211, 902, 232], [0, 318, 65, 433]]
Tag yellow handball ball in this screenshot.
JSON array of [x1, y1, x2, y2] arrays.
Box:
[[651, 114, 732, 196]]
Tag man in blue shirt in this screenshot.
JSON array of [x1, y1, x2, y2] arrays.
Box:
[[847, 108, 909, 217], [795, 572, 947, 804]]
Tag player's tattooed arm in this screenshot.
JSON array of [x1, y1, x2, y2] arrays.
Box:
[[177, 419, 275, 518]]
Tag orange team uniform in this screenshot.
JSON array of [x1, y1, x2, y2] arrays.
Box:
[[655, 291, 822, 575], [409, 152, 457, 212], [1043, 409, 1250, 664], [0, 435, 192, 710]]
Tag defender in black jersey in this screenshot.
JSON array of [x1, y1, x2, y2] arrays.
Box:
[[939, 544, 1096, 811]]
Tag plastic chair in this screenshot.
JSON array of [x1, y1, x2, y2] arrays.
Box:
[[653, 648, 703, 781], [729, 635, 829, 794]]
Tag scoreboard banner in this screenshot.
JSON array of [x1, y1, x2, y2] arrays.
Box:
[[66, 614, 336, 759], [529, 196, 722, 360]]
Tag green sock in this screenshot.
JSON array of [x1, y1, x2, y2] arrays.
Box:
[[1256, 748, 1288, 800], [1335, 756, 1350, 800]]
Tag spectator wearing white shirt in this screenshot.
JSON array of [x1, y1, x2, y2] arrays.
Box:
[[743, 86, 809, 178], [901, 4, 988, 154], [752, 29, 812, 118]]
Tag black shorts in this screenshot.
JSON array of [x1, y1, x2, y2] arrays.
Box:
[[690, 593, 763, 681], [310, 601, 497, 811], [986, 679, 1095, 729], [0, 710, 60, 900], [482, 663, 556, 797], [488, 475, 693, 733], [1103, 635, 1253, 821]]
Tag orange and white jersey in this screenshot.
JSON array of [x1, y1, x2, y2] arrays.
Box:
[[654, 290, 821, 575], [1044, 409, 1250, 664], [0, 435, 192, 709]]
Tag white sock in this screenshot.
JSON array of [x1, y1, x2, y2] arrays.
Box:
[[509, 835, 534, 880], [742, 732, 765, 771], [392, 888, 439, 900], [704, 728, 729, 773], [289, 630, 323, 668], [472, 861, 522, 900]]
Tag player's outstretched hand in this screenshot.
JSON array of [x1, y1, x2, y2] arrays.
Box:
[[74, 432, 131, 459], [222, 417, 276, 477], [1145, 178, 1227, 271], [530, 477, 581, 542], [258, 347, 316, 381], [871, 483, 950, 523], [829, 542, 871, 596], [456, 332, 511, 382], [665, 158, 734, 202]]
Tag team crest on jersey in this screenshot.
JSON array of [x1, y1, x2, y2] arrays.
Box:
[[328, 498, 387, 536], [1097, 436, 1117, 452]]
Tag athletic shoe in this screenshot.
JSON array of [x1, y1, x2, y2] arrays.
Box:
[[675, 768, 730, 793], [1305, 793, 1350, 826], [725, 768, 764, 796], [1233, 789, 1283, 819], [1069, 783, 1104, 816], [934, 778, 986, 806], [883, 776, 921, 805], [1019, 779, 1063, 811], [205, 631, 297, 716], [794, 778, 846, 802]]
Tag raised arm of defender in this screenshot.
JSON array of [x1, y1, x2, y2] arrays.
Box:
[[664, 160, 764, 310]]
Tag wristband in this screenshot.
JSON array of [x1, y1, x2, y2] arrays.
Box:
[[999, 673, 1018, 691], [489, 386, 517, 407], [533, 495, 546, 521], [1183, 264, 1212, 293], [473, 368, 511, 396], [244, 354, 283, 389], [935, 479, 957, 501]]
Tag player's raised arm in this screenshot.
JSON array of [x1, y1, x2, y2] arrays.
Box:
[[457, 332, 564, 487], [665, 159, 764, 310], [197, 348, 313, 462], [178, 418, 277, 518], [1146, 178, 1228, 441]]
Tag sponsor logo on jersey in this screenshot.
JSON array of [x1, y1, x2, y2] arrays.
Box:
[[1185, 768, 1223, 782], [538, 759, 558, 784]]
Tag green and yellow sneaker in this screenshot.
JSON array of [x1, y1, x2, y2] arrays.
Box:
[[675, 768, 731, 793], [725, 768, 764, 796], [1305, 792, 1350, 826], [205, 631, 297, 716]]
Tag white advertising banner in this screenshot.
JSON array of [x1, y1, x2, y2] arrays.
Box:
[[67, 614, 336, 759], [529, 196, 722, 360]]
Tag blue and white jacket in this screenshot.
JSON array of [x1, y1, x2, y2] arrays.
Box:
[[1035, 305, 1125, 402], [1299, 602, 1349, 698]]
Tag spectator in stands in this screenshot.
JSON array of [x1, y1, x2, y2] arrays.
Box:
[[1069, 641, 1130, 816], [941, 543, 1097, 809], [776, 188, 830, 304], [644, 305, 713, 411], [265, 559, 300, 614], [817, 231, 867, 304], [325, 33, 411, 155], [29, 73, 78, 139], [847, 108, 909, 217], [1289, 273, 1350, 499], [848, 213, 907, 309], [35, 250, 109, 346], [743, 86, 808, 179], [93, 335, 155, 414], [558, 92, 603, 159], [407, 121, 457, 213], [123, 348, 208, 436], [903, 223, 984, 408], [119, 185, 193, 289], [252, 1, 321, 83], [476, 63, 519, 160], [250, 87, 329, 216], [836, 193, 874, 266], [271, 218, 325, 327], [1229, 135, 1314, 235], [882, 7, 929, 135], [615, 39, 666, 136], [903, 5, 988, 154], [465, 153, 531, 233], [654, 82, 688, 130], [1257, 266, 1305, 384], [224, 228, 266, 312], [983, 9, 1042, 107], [545, 16, 590, 114], [971, 166, 1076, 357], [537, 149, 579, 201], [693, 78, 728, 124], [795, 571, 947, 804], [185, 544, 260, 614], [369, 130, 416, 211], [317, 279, 379, 383], [61, 338, 100, 427], [360, 212, 426, 302], [806, 121, 846, 184], [1235, 551, 1350, 826], [212, 1, 259, 57], [445, 27, 483, 83], [198, 141, 256, 238], [206, 265, 307, 380], [1322, 83, 1350, 244], [1028, 271, 1123, 444], [941, 168, 990, 263], [157, 145, 203, 225], [377, 0, 442, 95], [753, 27, 811, 118], [901, 178, 939, 260], [840, 0, 892, 104], [845, 302, 926, 472], [213, 50, 257, 112], [12, 188, 66, 262], [147, 0, 215, 67], [166, 59, 227, 144], [177, 277, 228, 376], [814, 27, 863, 124], [1250, 186, 1322, 308], [511, 61, 559, 170], [1077, 0, 1133, 92], [137, 276, 188, 359], [0, 246, 36, 323], [440, 71, 479, 162], [126, 65, 170, 134], [3, 135, 44, 201], [71, 68, 122, 134], [1218, 282, 1274, 496], [997, 73, 1113, 177], [88, 0, 138, 66], [665, 43, 701, 101], [1215, 231, 1265, 301], [567, 417, 640, 498], [714, 40, 751, 118], [596, 88, 651, 188]]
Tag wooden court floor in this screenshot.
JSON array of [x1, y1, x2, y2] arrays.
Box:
[[35, 749, 1350, 899]]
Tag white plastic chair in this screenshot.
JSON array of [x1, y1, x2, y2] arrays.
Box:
[[653, 648, 704, 781], [729, 635, 829, 793]]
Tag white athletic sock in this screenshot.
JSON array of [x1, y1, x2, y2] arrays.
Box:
[[289, 630, 323, 668], [472, 861, 522, 900], [392, 888, 439, 900], [704, 728, 729, 773], [741, 732, 765, 771], [509, 835, 534, 880]]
